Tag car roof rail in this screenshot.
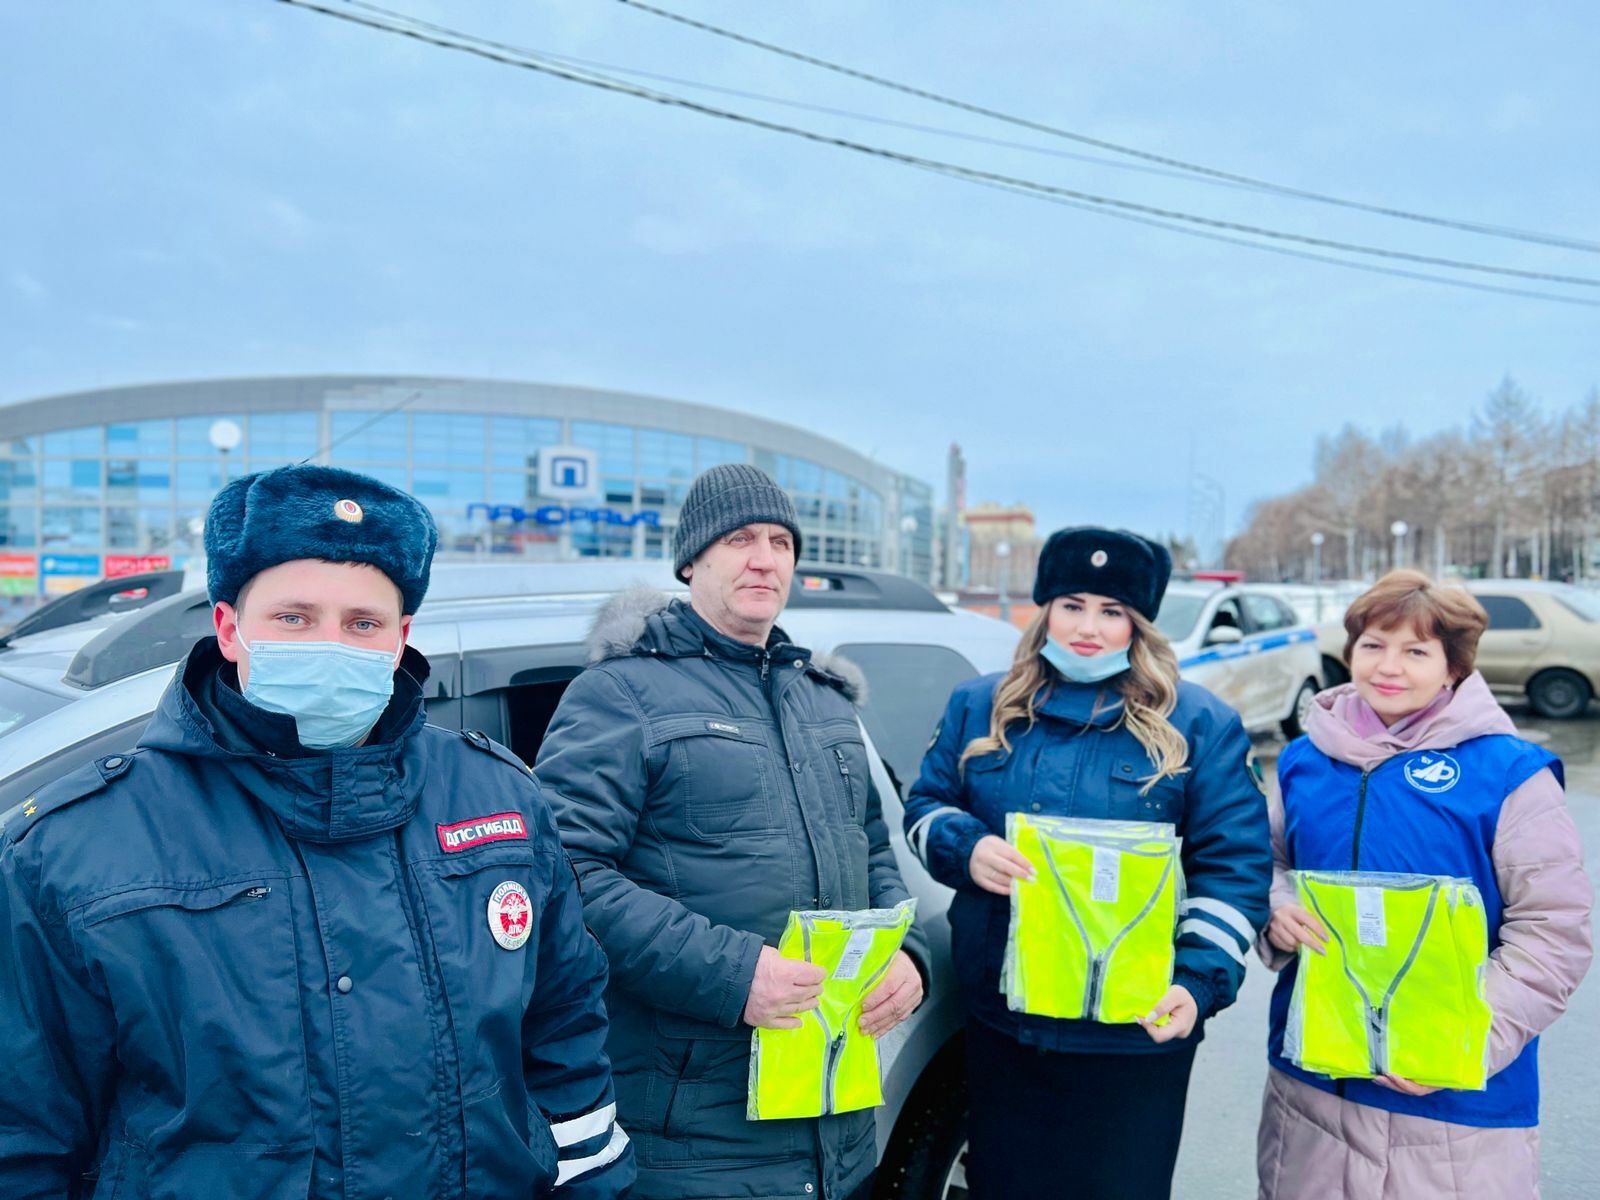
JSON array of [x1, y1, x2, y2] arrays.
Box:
[[788, 568, 948, 612], [63, 588, 215, 690], [0, 570, 189, 650]]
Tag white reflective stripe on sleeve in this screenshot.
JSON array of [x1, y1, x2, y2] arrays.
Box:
[[906, 806, 965, 864], [1182, 897, 1256, 943], [1178, 918, 1249, 966], [555, 1123, 630, 1186], [551, 1101, 617, 1149]]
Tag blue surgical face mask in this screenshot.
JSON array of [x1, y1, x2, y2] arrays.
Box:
[[240, 638, 403, 750], [1040, 635, 1132, 684]]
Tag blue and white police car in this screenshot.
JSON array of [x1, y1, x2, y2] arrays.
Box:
[[1155, 580, 1324, 738]]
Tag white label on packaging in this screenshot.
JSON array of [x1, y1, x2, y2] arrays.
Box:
[[1355, 887, 1386, 947], [833, 928, 876, 980], [1091, 847, 1120, 903]]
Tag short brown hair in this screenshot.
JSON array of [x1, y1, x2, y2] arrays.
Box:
[[1343, 570, 1488, 682]]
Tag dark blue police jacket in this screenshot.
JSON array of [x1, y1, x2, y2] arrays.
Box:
[[903, 672, 1272, 1053], [0, 640, 633, 1200]]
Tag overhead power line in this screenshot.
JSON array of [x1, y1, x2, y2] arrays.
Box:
[[276, 0, 1600, 305], [617, 0, 1600, 255]]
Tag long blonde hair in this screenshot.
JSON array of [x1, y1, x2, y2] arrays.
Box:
[[958, 604, 1189, 792]]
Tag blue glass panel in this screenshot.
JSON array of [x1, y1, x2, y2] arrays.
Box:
[[3, 436, 37, 457], [752, 449, 784, 485], [247, 412, 320, 464], [489, 417, 562, 469], [824, 470, 853, 499], [42, 427, 102, 455], [0, 461, 38, 502], [696, 437, 746, 471], [175, 416, 246, 457], [106, 460, 172, 502], [42, 460, 101, 501], [604, 477, 635, 506], [790, 458, 822, 494], [638, 429, 694, 479], [571, 422, 635, 476], [328, 412, 407, 463], [1, 505, 37, 548], [412, 467, 486, 502], [488, 472, 537, 504], [174, 460, 224, 502], [410, 413, 486, 467], [106, 420, 173, 457], [41, 506, 101, 548]]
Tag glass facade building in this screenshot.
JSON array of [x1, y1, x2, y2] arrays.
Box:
[[0, 377, 935, 605]]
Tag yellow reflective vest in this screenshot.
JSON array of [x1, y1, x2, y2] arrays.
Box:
[[1003, 814, 1180, 1023], [747, 899, 917, 1120], [1286, 871, 1491, 1091]]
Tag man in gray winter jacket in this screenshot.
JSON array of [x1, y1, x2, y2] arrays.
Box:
[[536, 463, 927, 1200]]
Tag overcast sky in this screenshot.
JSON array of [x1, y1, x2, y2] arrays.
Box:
[[4, 1, 1596, 543]]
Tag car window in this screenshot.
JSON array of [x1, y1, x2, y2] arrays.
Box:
[[1207, 598, 1244, 636], [1154, 594, 1207, 641], [831, 643, 978, 794], [1552, 586, 1600, 622], [1476, 595, 1541, 631], [0, 677, 72, 739], [1240, 593, 1291, 633]]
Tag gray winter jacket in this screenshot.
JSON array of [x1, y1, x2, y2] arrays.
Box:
[[535, 590, 926, 1200]]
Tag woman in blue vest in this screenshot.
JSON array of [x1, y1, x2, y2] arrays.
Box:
[[1258, 570, 1593, 1197], [903, 527, 1272, 1200]]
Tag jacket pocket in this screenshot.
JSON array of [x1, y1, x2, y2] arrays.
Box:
[[816, 721, 869, 824], [412, 845, 551, 1104], [462, 1076, 560, 1197], [75, 876, 312, 1154], [1108, 755, 1186, 822], [653, 717, 779, 840], [644, 1014, 798, 1168]]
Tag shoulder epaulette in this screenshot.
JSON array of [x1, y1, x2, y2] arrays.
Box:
[[0, 752, 138, 843], [459, 729, 536, 778]]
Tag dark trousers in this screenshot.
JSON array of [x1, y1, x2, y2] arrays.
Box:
[[964, 1019, 1198, 1200]]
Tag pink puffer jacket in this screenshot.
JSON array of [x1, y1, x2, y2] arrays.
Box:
[[1257, 674, 1593, 1198]]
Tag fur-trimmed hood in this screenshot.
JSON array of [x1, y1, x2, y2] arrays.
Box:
[[585, 586, 866, 705]]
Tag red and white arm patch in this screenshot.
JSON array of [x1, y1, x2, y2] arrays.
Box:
[[436, 811, 530, 852]]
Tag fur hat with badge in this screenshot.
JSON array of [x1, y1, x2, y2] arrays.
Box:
[[1032, 526, 1173, 621], [204, 464, 439, 614]]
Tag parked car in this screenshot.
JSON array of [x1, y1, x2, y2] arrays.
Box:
[[0, 561, 1020, 1200], [1156, 581, 1325, 738], [1317, 579, 1600, 719]]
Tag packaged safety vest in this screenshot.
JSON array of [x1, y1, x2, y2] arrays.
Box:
[[747, 899, 917, 1120], [1002, 814, 1181, 1023], [1285, 870, 1491, 1091]]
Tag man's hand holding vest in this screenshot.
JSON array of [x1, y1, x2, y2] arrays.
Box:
[[744, 946, 828, 1029], [968, 834, 1036, 895], [858, 951, 924, 1038], [1138, 984, 1198, 1043]]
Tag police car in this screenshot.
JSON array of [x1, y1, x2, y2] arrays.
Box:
[[0, 561, 1018, 1200], [1156, 580, 1324, 738]]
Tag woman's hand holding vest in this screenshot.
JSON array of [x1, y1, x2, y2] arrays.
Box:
[[743, 945, 828, 1029], [1138, 983, 1198, 1043], [858, 951, 924, 1038], [1373, 1074, 1443, 1097], [968, 834, 1036, 896], [1266, 903, 1329, 956]]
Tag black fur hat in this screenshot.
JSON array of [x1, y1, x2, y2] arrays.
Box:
[[205, 464, 438, 614], [1031, 527, 1172, 620]]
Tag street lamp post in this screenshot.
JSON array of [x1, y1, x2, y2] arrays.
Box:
[[209, 419, 242, 488], [1310, 531, 1325, 620], [995, 540, 1011, 624], [899, 514, 918, 581], [1390, 520, 1409, 570]]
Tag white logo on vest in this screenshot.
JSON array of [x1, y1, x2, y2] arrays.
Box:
[[1403, 752, 1461, 793]]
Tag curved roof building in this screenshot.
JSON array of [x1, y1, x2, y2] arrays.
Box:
[[0, 376, 935, 600]]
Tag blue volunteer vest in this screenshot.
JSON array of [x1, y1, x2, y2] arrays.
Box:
[[1267, 732, 1561, 1127]]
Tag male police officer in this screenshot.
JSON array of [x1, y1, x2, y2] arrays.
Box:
[[536, 464, 926, 1200], [0, 465, 633, 1200]]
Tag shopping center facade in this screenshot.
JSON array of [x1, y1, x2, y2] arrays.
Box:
[[0, 376, 936, 600]]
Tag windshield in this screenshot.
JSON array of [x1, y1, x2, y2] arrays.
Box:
[[1553, 586, 1600, 622], [1154, 594, 1208, 641], [0, 676, 72, 739]]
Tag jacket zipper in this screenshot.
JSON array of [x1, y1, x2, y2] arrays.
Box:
[[1337, 762, 1379, 1099], [832, 748, 856, 819]]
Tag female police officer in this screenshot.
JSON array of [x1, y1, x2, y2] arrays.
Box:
[[902, 527, 1271, 1199]]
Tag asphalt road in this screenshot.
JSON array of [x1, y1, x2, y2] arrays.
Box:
[[1172, 704, 1599, 1199]]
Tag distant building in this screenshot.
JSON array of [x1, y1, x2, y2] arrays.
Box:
[[0, 376, 938, 605]]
